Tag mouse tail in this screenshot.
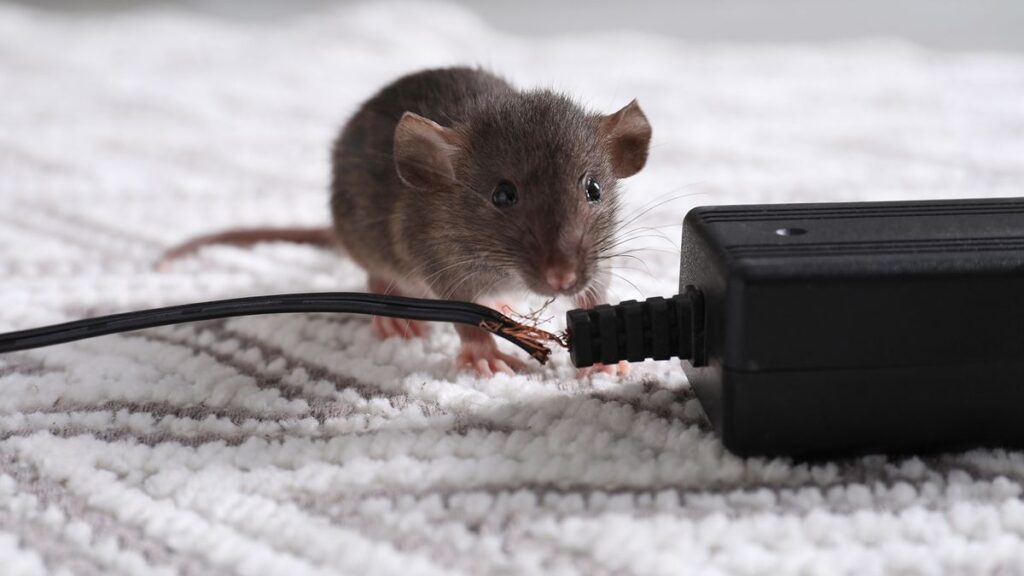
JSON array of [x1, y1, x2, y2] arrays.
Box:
[[155, 227, 337, 271]]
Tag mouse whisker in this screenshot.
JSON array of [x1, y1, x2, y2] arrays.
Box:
[[599, 232, 680, 253], [615, 189, 707, 233], [597, 242, 679, 262], [604, 264, 655, 281], [439, 267, 491, 301], [596, 253, 654, 277], [617, 186, 704, 218], [578, 201, 606, 260], [587, 206, 624, 247], [582, 274, 610, 304], [418, 255, 498, 293], [605, 270, 645, 299], [622, 222, 685, 230], [474, 269, 518, 302], [604, 247, 683, 258], [433, 251, 520, 293], [384, 250, 486, 297], [612, 224, 679, 244], [594, 225, 681, 253]]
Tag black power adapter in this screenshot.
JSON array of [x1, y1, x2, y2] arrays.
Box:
[[568, 197, 1024, 458]]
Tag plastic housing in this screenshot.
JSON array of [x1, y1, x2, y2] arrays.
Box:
[[681, 197, 1024, 457]]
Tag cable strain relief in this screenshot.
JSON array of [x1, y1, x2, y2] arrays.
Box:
[[566, 286, 705, 368]]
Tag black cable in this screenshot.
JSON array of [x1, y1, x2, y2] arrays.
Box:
[[0, 292, 563, 363], [0, 289, 707, 369]]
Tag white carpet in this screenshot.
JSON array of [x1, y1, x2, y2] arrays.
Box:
[[2, 2, 1024, 574]]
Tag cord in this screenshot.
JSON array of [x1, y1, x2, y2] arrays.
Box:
[[0, 289, 706, 368], [565, 286, 705, 368], [0, 292, 564, 364]]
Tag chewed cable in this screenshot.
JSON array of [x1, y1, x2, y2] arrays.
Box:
[[0, 292, 567, 364]]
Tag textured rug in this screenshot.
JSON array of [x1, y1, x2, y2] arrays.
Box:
[[2, 2, 1024, 575]]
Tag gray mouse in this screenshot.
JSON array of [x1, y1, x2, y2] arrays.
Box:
[[160, 67, 652, 375]]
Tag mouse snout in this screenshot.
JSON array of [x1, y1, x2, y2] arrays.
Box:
[[535, 226, 594, 294], [545, 264, 578, 293]]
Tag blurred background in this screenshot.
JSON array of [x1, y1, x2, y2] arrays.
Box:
[[8, 0, 1024, 52], [2, 0, 1022, 307]]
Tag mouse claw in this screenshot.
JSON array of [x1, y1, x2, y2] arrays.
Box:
[[372, 316, 428, 340], [577, 361, 630, 379]]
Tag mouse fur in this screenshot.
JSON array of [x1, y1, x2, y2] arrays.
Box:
[[163, 66, 652, 375], [330, 67, 651, 374], [332, 67, 649, 325]]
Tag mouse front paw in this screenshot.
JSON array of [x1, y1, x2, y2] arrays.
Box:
[[457, 340, 525, 376], [372, 316, 429, 340]]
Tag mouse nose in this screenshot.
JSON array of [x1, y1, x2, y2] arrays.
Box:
[[545, 266, 578, 293]]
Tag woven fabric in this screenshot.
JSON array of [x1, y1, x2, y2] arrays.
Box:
[[2, 3, 1024, 575]]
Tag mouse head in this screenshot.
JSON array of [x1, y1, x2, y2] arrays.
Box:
[[393, 91, 651, 298]]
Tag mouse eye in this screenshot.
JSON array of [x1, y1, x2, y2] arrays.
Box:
[[583, 177, 601, 203], [492, 180, 518, 208]]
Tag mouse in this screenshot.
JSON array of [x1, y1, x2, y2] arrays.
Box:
[[160, 66, 652, 376]]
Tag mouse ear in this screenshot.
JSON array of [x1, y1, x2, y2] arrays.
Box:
[[598, 99, 652, 178], [394, 112, 461, 189]]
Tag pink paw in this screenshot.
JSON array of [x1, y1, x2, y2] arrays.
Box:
[[372, 316, 428, 340], [457, 342, 525, 376], [577, 361, 631, 378], [479, 299, 516, 316]]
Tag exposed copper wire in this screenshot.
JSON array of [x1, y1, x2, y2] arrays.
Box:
[[498, 296, 557, 327], [479, 314, 568, 364]]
